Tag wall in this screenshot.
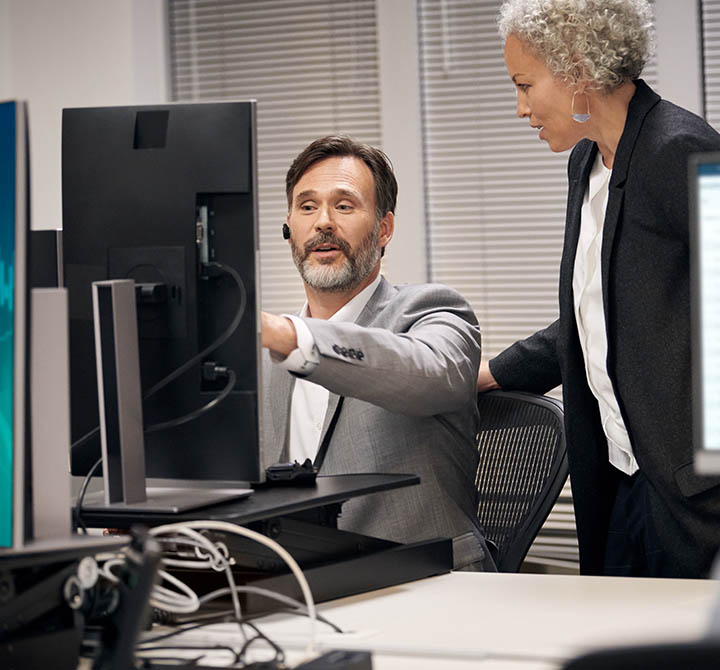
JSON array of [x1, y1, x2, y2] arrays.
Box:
[[0, 0, 168, 231], [376, 0, 427, 283], [654, 0, 703, 114]]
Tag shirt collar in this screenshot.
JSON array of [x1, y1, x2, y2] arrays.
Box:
[[299, 273, 383, 323], [587, 151, 611, 202]]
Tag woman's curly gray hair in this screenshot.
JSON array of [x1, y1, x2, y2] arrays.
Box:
[[498, 0, 654, 92]]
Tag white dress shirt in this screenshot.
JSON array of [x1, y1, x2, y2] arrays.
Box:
[[276, 273, 382, 464], [573, 152, 638, 476]]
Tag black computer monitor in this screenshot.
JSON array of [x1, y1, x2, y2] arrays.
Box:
[[62, 102, 265, 485], [0, 100, 31, 548], [689, 153, 720, 475]]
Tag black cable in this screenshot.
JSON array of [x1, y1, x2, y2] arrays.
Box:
[[73, 370, 236, 529], [183, 605, 343, 634], [74, 455, 102, 533], [237, 621, 285, 666], [254, 607, 343, 634], [137, 614, 238, 647], [138, 614, 287, 666], [70, 260, 246, 452], [142, 261, 246, 401], [134, 644, 240, 665], [72, 425, 100, 452], [72, 261, 247, 530], [144, 370, 236, 434], [136, 597, 315, 668]]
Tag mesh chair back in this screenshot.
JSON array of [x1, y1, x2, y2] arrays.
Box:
[[475, 390, 568, 572]]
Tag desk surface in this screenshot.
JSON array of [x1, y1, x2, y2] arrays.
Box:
[[166, 571, 719, 669]]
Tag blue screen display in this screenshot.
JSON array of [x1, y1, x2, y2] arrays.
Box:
[[0, 101, 16, 548], [698, 164, 720, 451]]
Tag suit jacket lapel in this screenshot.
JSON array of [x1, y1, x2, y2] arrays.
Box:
[[313, 277, 391, 467], [600, 79, 660, 316], [355, 276, 393, 327], [268, 361, 295, 463], [560, 140, 596, 312]]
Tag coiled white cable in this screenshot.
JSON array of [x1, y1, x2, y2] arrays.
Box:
[[155, 535, 231, 571], [151, 569, 201, 614], [148, 520, 317, 656], [148, 524, 242, 621]]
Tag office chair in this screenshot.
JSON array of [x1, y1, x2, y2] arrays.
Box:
[[475, 390, 569, 572]]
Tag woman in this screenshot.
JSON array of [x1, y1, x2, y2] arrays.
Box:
[[479, 0, 720, 577]]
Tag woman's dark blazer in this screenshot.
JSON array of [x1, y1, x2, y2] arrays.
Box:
[[490, 79, 720, 576]]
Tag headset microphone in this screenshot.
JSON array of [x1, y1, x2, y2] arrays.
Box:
[[282, 223, 291, 240]]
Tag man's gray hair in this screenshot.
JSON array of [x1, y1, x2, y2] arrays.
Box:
[[498, 0, 654, 92]]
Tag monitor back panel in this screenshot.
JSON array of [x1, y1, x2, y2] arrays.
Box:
[[62, 102, 263, 482]]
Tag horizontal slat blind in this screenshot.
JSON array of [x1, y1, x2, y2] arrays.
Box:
[[417, 0, 658, 573], [418, 0, 567, 361], [168, 0, 382, 314], [418, 0, 658, 362], [703, 0, 720, 129]]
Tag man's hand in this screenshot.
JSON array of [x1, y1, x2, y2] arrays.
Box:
[[261, 311, 298, 356], [477, 360, 500, 392]]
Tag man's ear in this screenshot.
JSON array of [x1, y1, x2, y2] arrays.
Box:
[[379, 211, 394, 250]]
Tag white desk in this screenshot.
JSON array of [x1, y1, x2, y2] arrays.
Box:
[[154, 571, 719, 669]]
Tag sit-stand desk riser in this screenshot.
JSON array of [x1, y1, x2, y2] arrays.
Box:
[[78, 473, 454, 611]]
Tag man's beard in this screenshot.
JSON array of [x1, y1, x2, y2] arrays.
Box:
[[291, 223, 381, 292]]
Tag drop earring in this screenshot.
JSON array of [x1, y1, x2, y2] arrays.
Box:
[[571, 90, 591, 123]]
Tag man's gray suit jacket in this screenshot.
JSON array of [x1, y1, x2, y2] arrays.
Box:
[[261, 277, 493, 570]]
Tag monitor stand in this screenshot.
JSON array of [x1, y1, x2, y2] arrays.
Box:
[[88, 279, 252, 515], [80, 486, 252, 514]]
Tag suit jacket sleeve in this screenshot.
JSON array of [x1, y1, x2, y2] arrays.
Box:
[[489, 319, 562, 394], [298, 285, 481, 417]]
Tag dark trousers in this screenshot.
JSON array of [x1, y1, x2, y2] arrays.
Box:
[[603, 470, 667, 577]]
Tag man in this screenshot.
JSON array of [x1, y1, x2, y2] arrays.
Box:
[[261, 136, 494, 571]]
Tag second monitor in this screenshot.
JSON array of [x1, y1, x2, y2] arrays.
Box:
[[62, 101, 265, 486]]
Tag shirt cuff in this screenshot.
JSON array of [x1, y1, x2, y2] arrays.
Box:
[[272, 314, 320, 376]]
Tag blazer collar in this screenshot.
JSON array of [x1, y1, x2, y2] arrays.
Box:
[[355, 275, 395, 327], [271, 277, 391, 465], [608, 79, 660, 188], [562, 80, 661, 324], [568, 80, 660, 190], [315, 277, 391, 465], [268, 362, 294, 462], [602, 80, 660, 291], [561, 140, 596, 298]]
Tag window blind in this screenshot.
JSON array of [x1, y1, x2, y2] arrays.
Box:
[[418, 0, 657, 361], [418, 0, 567, 362], [417, 0, 658, 573], [702, 0, 720, 128], [168, 0, 382, 314]]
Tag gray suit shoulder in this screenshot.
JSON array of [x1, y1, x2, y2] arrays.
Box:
[[392, 280, 468, 297], [366, 280, 479, 331], [387, 281, 475, 310]]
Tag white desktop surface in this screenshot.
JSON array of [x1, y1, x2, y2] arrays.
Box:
[[160, 571, 719, 669]]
